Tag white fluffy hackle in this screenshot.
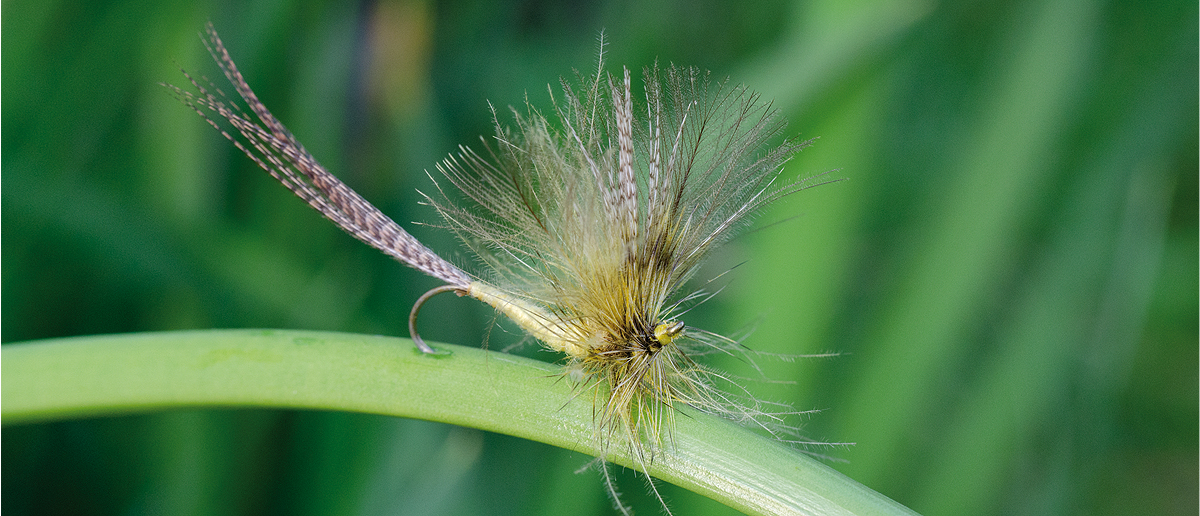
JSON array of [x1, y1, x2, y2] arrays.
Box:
[[427, 40, 835, 464]]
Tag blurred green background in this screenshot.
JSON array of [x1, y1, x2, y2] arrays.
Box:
[[3, 0, 1195, 514]]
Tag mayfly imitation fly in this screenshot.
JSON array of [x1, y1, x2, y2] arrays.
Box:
[[168, 22, 836, 511]]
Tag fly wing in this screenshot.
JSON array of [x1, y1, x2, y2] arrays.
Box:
[[611, 66, 639, 257]]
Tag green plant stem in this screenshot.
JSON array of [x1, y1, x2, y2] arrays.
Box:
[[2, 329, 916, 516]]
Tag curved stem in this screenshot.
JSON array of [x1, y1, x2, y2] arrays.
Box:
[[2, 329, 916, 516]]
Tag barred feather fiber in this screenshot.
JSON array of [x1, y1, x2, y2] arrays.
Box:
[[169, 23, 835, 513]]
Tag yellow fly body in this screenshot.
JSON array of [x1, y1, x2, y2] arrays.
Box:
[[170, 23, 834, 509]]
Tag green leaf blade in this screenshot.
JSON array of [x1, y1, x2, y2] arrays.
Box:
[[2, 329, 916, 516]]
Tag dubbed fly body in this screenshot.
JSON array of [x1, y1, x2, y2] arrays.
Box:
[[170, 22, 833, 513]]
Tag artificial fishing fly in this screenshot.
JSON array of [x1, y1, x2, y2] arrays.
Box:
[[168, 22, 836, 513]]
